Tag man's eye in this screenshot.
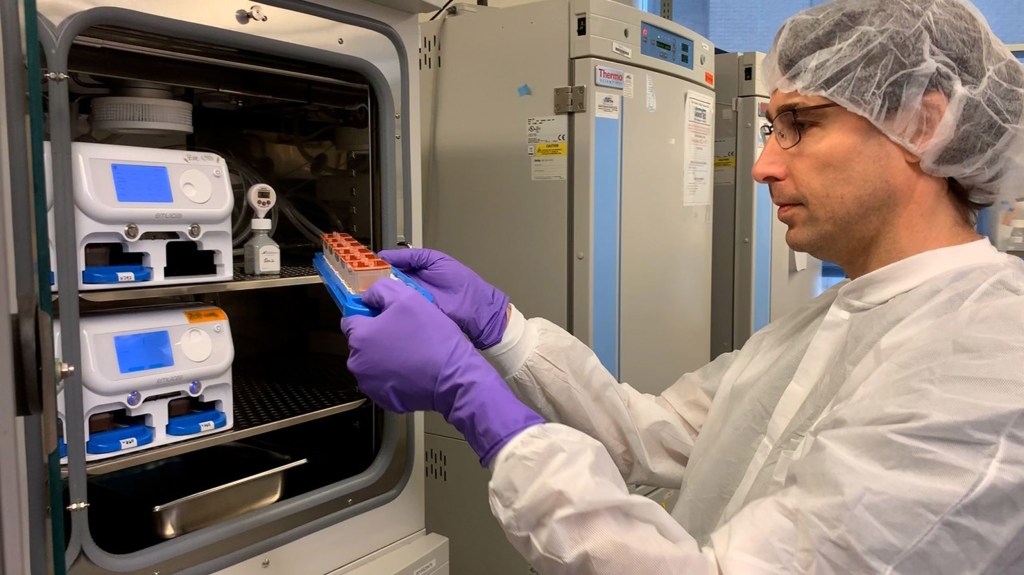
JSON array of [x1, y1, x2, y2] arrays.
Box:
[[793, 122, 811, 132]]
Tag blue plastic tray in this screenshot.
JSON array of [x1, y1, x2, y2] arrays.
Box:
[[166, 410, 228, 436], [86, 423, 155, 455], [82, 264, 153, 284], [313, 252, 434, 317]]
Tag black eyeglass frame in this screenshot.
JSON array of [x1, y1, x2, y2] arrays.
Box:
[[760, 103, 841, 150]]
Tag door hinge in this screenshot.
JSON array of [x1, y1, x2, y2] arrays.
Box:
[[554, 86, 586, 114], [13, 297, 41, 415]]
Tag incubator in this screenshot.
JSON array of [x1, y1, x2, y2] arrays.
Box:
[[0, 0, 447, 573]]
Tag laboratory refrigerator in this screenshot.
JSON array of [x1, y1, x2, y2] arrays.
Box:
[[421, 0, 717, 393], [419, 2, 713, 573], [711, 52, 823, 358]]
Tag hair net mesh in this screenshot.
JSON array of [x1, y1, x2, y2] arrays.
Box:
[[764, 0, 1024, 205]]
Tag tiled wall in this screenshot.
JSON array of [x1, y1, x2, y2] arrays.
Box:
[[664, 0, 1024, 53]]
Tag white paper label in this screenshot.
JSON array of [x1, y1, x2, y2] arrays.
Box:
[[117, 271, 136, 282], [684, 91, 714, 206], [527, 116, 568, 181], [199, 420, 216, 432], [612, 42, 632, 59], [258, 245, 280, 273], [646, 74, 657, 112], [624, 73, 634, 99], [595, 92, 621, 119], [119, 437, 138, 449]]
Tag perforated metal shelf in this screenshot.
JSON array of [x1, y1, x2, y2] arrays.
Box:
[[233, 365, 364, 430], [84, 363, 366, 475], [76, 264, 322, 302]]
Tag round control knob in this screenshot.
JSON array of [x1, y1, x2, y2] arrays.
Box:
[[179, 328, 213, 363], [180, 169, 213, 204]]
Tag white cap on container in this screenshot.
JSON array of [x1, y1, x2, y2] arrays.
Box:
[[251, 218, 272, 231]]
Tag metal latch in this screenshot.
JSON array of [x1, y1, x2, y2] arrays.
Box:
[[554, 86, 586, 114]]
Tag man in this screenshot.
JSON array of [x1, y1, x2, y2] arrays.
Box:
[[342, 0, 1024, 572]]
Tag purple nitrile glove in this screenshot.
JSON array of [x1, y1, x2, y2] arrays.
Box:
[[341, 279, 543, 466], [377, 248, 510, 350]]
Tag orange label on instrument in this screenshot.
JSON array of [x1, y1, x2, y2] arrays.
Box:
[[705, 71, 715, 86], [184, 309, 227, 323]]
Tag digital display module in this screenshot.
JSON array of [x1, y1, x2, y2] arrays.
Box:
[[114, 330, 174, 374], [641, 21, 696, 70], [112, 164, 173, 203]]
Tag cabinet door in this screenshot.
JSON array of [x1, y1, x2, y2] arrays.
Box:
[[1, 0, 66, 573]]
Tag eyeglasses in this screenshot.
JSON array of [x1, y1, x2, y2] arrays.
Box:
[[760, 103, 840, 150]]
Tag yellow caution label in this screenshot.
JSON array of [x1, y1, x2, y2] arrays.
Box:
[[714, 156, 736, 168], [184, 308, 227, 323], [535, 143, 567, 157]]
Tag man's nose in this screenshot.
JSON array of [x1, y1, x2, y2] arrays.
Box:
[[753, 135, 787, 183]]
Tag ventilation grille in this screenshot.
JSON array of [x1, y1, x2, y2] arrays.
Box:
[[425, 447, 447, 482], [419, 34, 441, 71]]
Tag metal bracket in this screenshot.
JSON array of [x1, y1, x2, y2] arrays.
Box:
[[13, 297, 41, 415], [554, 86, 586, 114], [43, 72, 68, 82], [66, 501, 90, 512]]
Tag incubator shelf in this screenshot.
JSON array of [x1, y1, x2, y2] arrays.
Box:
[[73, 264, 321, 302], [80, 360, 366, 476]]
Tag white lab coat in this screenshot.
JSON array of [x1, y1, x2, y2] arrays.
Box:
[[482, 239, 1024, 574]]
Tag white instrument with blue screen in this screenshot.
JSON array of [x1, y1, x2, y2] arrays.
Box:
[[68, 142, 234, 290], [56, 305, 234, 461]]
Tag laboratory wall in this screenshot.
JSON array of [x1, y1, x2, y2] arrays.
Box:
[[705, 0, 1024, 53]]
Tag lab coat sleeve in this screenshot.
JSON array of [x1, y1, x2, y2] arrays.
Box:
[[482, 306, 735, 486]]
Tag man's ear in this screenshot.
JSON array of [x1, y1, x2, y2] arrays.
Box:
[[902, 91, 950, 163]]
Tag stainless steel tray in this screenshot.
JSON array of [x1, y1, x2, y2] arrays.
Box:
[[152, 457, 307, 539], [87, 442, 310, 545]]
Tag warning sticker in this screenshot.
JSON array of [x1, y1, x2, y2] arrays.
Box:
[[184, 309, 227, 323], [536, 143, 567, 156], [527, 116, 568, 181]]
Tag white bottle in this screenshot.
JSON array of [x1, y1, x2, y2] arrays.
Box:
[[244, 218, 280, 275]]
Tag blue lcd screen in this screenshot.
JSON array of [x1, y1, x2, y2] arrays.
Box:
[[111, 164, 173, 203], [114, 330, 174, 374]]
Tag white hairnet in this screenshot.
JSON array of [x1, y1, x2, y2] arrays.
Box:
[[764, 0, 1024, 206]]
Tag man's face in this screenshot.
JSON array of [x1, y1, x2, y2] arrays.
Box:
[[752, 91, 910, 270]]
